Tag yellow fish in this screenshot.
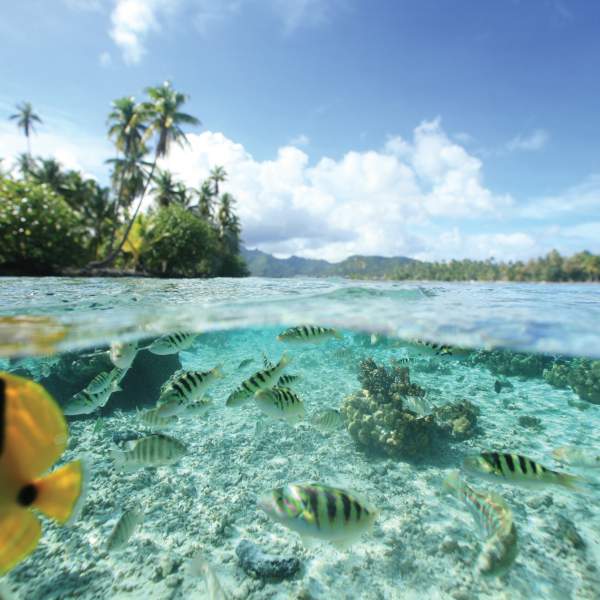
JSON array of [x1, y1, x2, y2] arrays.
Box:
[[0, 372, 87, 574]]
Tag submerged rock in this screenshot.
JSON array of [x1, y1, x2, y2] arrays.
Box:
[[34, 346, 181, 413], [469, 349, 551, 378], [235, 539, 300, 580], [544, 358, 600, 405], [433, 400, 479, 440]]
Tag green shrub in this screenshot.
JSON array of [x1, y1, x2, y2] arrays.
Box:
[[138, 205, 221, 277], [0, 177, 90, 274]]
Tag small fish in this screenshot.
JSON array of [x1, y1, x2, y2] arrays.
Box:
[[138, 407, 178, 429], [259, 483, 378, 550], [463, 452, 582, 491], [0, 372, 87, 574], [111, 434, 187, 471], [310, 408, 344, 432], [157, 367, 222, 416], [391, 357, 412, 367], [408, 339, 468, 358], [403, 394, 432, 416], [277, 373, 301, 387], [277, 325, 342, 343], [237, 358, 254, 369], [494, 379, 514, 394], [147, 332, 197, 355], [552, 446, 600, 468], [86, 367, 127, 394], [190, 555, 230, 600], [107, 509, 144, 552], [180, 396, 213, 417], [226, 353, 292, 408], [255, 387, 306, 423], [443, 471, 517, 577], [109, 341, 138, 369], [63, 379, 121, 416], [262, 352, 273, 369]]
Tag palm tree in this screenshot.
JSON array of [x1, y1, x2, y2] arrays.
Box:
[[93, 82, 200, 267], [9, 102, 42, 157], [194, 180, 214, 220], [31, 158, 66, 191], [107, 97, 147, 156], [174, 182, 191, 208], [209, 165, 227, 196], [151, 169, 178, 208]]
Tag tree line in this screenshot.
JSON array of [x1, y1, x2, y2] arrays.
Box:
[[388, 250, 600, 282], [0, 86, 247, 277]]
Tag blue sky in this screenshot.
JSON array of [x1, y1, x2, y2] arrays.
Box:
[[1, 0, 599, 261]]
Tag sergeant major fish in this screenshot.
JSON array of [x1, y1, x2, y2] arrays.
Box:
[[107, 509, 144, 552], [138, 407, 178, 429], [111, 434, 187, 471], [443, 471, 517, 577], [0, 373, 87, 574], [226, 353, 291, 408], [254, 387, 305, 423], [109, 341, 138, 370], [310, 408, 344, 433], [277, 373, 301, 387], [157, 367, 222, 417], [86, 367, 127, 395], [463, 452, 582, 491], [63, 379, 121, 416], [277, 325, 342, 343], [259, 483, 378, 550], [147, 332, 197, 355]]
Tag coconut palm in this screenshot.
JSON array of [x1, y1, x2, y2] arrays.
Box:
[[9, 101, 42, 157], [151, 169, 179, 208], [31, 158, 66, 191], [209, 165, 227, 196], [94, 82, 200, 267], [15, 153, 36, 178], [107, 96, 147, 157], [194, 180, 214, 220]]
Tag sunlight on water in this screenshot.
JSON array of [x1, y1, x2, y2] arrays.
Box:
[[0, 278, 599, 599]]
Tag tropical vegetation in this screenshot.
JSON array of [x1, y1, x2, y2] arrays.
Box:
[[0, 87, 248, 277]]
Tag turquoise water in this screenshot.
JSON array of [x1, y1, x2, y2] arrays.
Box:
[[1, 278, 599, 599]]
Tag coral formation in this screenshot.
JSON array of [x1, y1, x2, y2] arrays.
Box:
[[236, 540, 300, 580], [342, 358, 478, 459], [468, 349, 551, 378], [544, 359, 600, 404]]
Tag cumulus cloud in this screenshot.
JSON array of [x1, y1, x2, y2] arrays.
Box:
[[506, 128, 549, 152], [160, 119, 512, 261]]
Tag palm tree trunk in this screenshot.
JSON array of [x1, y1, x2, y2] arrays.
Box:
[[89, 158, 157, 268], [26, 134, 31, 158]]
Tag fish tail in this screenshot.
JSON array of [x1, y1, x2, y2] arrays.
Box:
[[32, 458, 87, 525], [212, 365, 224, 378], [280, 352, 292, 367], [111, 448, 126, 471], [333, 329, 343, 339], [441, 471, 463, 497], [560, 472, 587, 492], [0, 508, 42, 575]]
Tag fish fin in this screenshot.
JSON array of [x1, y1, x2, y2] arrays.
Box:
[[32, 458, 87, 525], [0, 508, 42, 575], [441, 471, 463, 497], [560, 473, 588, 492], [279, 352, 292, 367], [333, 330, 343, 339], [212, 365, 224, 378], [111, 447, 126, 471]]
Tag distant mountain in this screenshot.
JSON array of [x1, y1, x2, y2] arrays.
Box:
[[241, 247, 415, 278]]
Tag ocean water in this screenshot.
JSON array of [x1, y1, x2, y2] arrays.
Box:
[[0, 277, 599, 600]]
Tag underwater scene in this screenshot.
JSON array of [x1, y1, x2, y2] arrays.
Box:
[[1, 278, 599, 600]]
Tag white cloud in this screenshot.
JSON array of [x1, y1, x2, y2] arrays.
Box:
[[160, 119, 512, 261], [288, 133, 310, 147], [107, 0, 339, 63], [507, 128, 549, 152], [99, 51, 112, 67]]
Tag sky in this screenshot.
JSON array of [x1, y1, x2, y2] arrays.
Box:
[[1, 0, 600, 262]]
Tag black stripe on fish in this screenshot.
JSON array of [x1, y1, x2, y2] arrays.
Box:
[[306, 487, 320, 529], [325, 491, 337, 524], [341, 493, 352, 523], [504, 454, 516, 472], [529, 459, 539, 475], [354, 500, 362, 522], [0, 378, 5, 455], [484, 452, 503, 474], [17, 483, 38, 507], [179, 376, 193, 394], [518, 455, 528, 474]]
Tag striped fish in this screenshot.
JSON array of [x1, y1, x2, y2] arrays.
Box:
[[277, 325, 342, 343], [111, 434, 187, 471], [259, 483, 378, 549], [157, 367, 222, 416], [262, 353, 273, 369], [180, 396, 213, 417], [138, 406, 178, 429], [147, 332, 197, 355], [86, 367, 127, 394], [443, 471, 517, 577], [107, 509, 144, 552], [463, 452, 582, 491], [310, 408, 344, 433], [277, 373, 300, 387], [255, 387, 305, 423], [63, 378, 121, 415], [109, 341, 138, 369], [226, 353, 291, 407]]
